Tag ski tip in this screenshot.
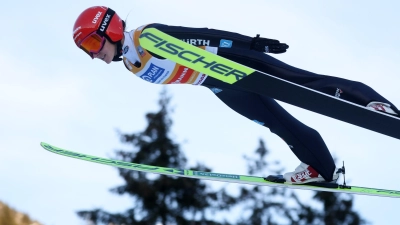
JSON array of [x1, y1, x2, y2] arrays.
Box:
[[40, 142, 52, 149]]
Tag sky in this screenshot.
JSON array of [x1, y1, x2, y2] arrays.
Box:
[[1, 0, 400, 224]]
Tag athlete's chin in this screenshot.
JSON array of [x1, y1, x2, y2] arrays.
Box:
[[105, 56, 113, 64]]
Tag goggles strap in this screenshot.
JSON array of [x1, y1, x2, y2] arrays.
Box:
[[97, 8, 115, 37]]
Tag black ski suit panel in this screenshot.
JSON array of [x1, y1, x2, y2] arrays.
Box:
[[143, 23, 398, 109], [216, 48, 399, 109], [141, 24, 398, 180], [202, 77, 336, 180], [206, 48, 399, 180]]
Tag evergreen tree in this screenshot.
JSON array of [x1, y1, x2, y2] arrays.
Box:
[[78, 89, 235, 225]]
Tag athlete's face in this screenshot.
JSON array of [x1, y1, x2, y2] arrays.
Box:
[[92, 39, 116, 64]]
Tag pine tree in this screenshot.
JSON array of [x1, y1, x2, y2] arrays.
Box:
[[77, 89, 235, 225]]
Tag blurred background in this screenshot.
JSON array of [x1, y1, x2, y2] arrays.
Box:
[[1, 0, 400, 224]]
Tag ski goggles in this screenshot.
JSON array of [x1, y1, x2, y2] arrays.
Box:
[[79, 32, 106, 58]]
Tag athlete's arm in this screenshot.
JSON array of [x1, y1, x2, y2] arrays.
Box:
[[142, 23, 289, 54]]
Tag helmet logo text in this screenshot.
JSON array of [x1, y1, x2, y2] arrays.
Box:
[[100, 14, 111, 32], [92, 11, 102, 24]]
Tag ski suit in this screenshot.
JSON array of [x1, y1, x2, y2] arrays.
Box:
[[121, 23, 398, 181]]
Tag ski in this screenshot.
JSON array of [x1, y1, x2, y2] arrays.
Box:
[[139, 28, 400, 140], [40, 142, 400, 198]]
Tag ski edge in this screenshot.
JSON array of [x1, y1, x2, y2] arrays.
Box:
[[40, 142, 400, 198]]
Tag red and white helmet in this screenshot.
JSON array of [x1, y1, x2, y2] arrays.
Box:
[[73, 6, 124, 59]]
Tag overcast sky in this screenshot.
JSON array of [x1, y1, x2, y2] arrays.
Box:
[[1, 0, 400, 224]]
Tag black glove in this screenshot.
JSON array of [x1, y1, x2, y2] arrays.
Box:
[[250, 34, 289, 54]]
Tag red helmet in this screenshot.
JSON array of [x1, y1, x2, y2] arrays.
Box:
[[73, 6, 124, 58]]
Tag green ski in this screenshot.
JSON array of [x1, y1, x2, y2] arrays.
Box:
[[40, 142, 400, 198]]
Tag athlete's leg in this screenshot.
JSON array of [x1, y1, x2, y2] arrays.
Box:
[[217, 48, 400, 113], [202, 77, 336, 181]]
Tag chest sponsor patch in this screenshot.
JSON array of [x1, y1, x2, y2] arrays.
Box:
[[169, 67, 193, 84], [140, 63, 165, 83]]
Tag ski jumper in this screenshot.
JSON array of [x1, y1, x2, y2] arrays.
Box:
[[121, 23, 399, 181]]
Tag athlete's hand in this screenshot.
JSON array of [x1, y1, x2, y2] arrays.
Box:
[[250, 34, 289, 54]]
